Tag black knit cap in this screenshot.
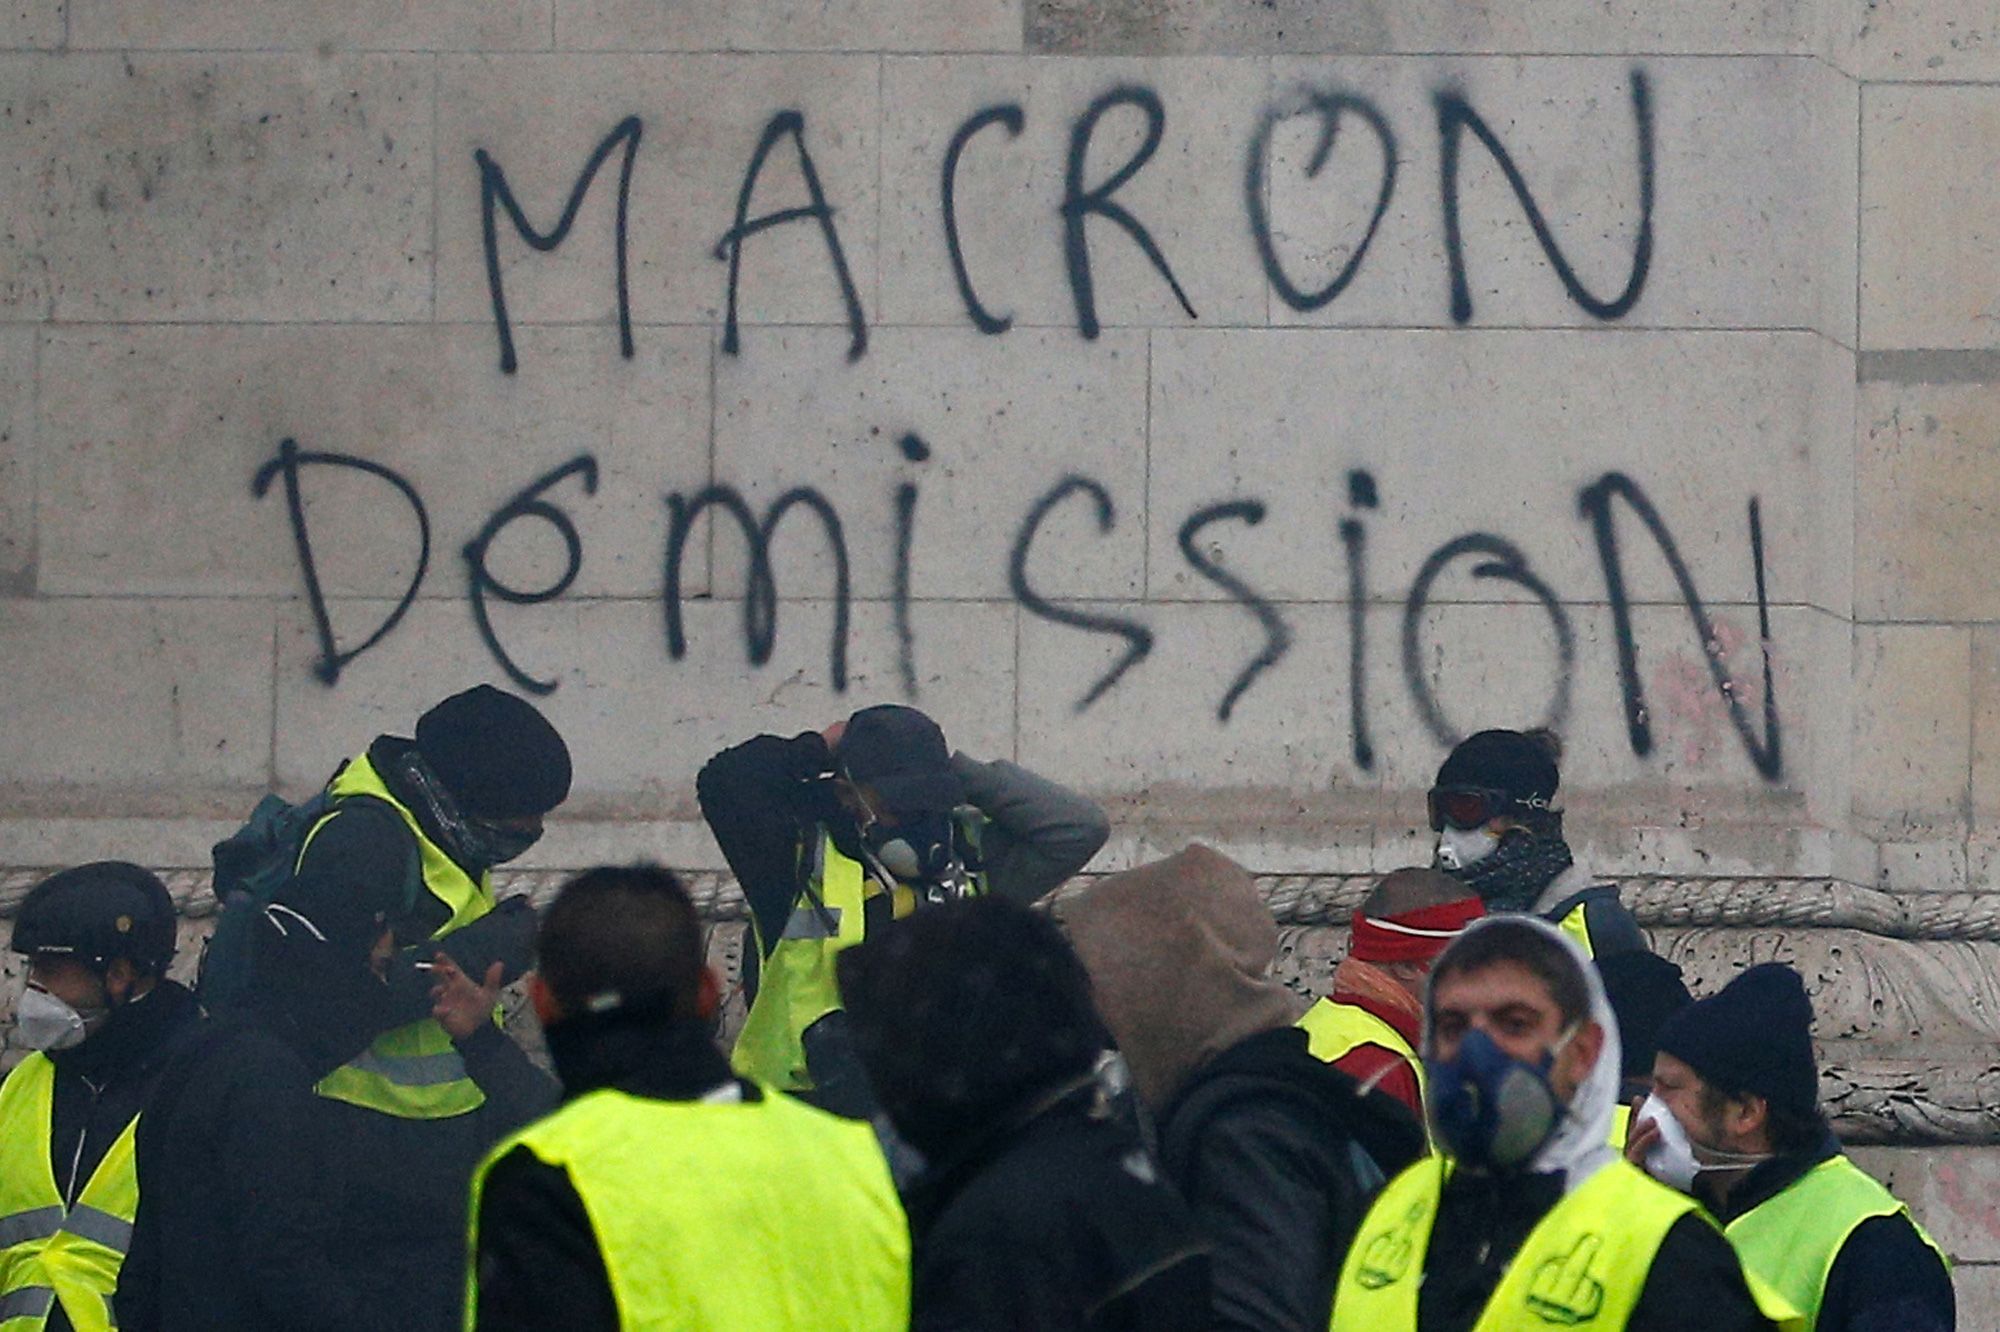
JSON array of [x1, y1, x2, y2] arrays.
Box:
[[1656, 962, 1819, 1119], [1433, 728, 1561, 806], [414, 685, 572, 819]]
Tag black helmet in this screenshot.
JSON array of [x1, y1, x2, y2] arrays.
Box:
[[10, 861, 177, 975]]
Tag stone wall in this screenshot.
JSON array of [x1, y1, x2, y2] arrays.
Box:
[[5, 0, 2000, 1318]]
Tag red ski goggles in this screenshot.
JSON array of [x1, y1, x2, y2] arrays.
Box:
[[1427, 786, 1550, 832]]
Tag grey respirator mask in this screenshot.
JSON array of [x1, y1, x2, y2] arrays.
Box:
[[854, 795, 973, 902], [16, 983, 104, 1052]]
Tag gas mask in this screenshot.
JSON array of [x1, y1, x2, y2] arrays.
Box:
[[1427, 1024, 1578, 1172], [854, 795, 972, 901], [15, 983, 105, 1053]]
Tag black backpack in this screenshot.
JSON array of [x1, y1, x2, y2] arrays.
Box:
[[197, 788, 418, 1013]]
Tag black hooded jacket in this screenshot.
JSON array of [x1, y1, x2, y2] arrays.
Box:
[[115, 912, 553, 1332], [902, 1079, 1211, 1332], [1157, 1025, 1426, 1332], [115, 935, 407, 1332]]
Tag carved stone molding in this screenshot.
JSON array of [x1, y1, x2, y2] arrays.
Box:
[[4, 868, 1997, 1142]]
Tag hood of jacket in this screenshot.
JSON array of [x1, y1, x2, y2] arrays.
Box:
[[1065, 843, 1307, 1110], [1423, 914, 1622, 1194]]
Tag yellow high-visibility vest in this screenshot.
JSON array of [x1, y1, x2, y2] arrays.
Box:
[[310, 753, 495, 1120], [466, 1086, 909, 1331], [0, 1055, 138, 1332], [733, 823, 984, 1093], [1332, 1156, 1802, 1331], [1296, 997, 1427, 1112], [1726, 1155, 1949, 1332]]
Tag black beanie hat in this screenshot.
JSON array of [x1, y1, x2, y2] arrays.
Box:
[[1656, 962, 1818, 1119], [1434, 728, 1562, 806], [414, 685, 572, 819]]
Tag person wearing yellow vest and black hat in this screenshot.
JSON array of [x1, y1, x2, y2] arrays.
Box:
[[1628, 963, 1953, 1332], [466, 864, 907, 1331], [115, 845, 412, 1332], [1299, 867, 1483, 1125], [1428, 729, 1646, 960], [279, 684, 564, 1329], [1332, 915, 1787, 1332], [1, 863, 196, 1332], [698, 703, 1107, 1123]]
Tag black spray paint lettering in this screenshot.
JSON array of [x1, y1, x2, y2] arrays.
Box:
[[476, 117, 641, 376], [1436, 69, 1654, 324], [1062, 87, 1198, 340], [1340, 469, 1380, 770], [892, 433, 929, 698], [1008, 475, 1154, 711], [258, 444, 1782, 781], [942, 105, 1026, 336], [1577, 472, 1781, 780], [1246, 91, 1399, 314], [252, 438, 432, 686], [663, 483, 852, 691], [463, 455, 601, 696], [716, 111, 867, 362], [1401, 533, 1576, 747], [1177, 501, 1290, 722]]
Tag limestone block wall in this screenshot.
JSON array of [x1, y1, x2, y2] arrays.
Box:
[[5, 0, 2000, 1316]]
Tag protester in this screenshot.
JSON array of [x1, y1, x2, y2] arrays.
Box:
[[1067, 845, 1424, 1332], [466, 865, 907, 1331], [838, 896, 1208, 1331], [241, 683, 563, 1328], [1299, 866, 1483, 1122], [1331, 915, 1786, 1331], [115, 861, 411, 1331], [1631, 963, 1953, 1332], [1, 864, 197, 1332], [699, 703, 1108, 1116], [1427, 729, 1645, 957]]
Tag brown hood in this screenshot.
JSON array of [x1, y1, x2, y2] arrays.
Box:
[[1064, 843, 1306, 1110]]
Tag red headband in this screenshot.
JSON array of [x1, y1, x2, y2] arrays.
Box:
[[1349, 897, 1486, 965]]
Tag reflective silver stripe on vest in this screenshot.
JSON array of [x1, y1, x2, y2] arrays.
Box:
[[0, 1286, 54, 1321], [0, 1205, 63, 1250], [345, 1047, 469, 1088], [61, 1204, 133, 1253], [780, 905, 842, 941]]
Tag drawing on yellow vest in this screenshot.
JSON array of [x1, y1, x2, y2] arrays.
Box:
[[1354, 1199, 1424, 1290], [1524, 1233, 1606, 1325]]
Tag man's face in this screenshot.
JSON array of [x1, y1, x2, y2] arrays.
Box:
[[27, 955, 110, 1013], [1430, 959, 1600, 1103], [1650, 1051, 1766, 1157]]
